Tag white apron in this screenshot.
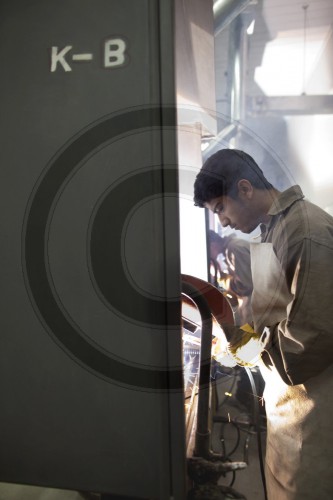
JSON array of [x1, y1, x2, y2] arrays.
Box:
[[250, 242, 333, 500]]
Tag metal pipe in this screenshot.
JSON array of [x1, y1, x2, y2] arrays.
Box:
[[228, 15, 248, 122], [214, 0, 252, 36]]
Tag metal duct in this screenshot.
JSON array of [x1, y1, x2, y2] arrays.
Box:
[[203, 1, 253, 158]]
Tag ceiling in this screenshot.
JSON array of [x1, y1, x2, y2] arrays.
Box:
[[214, 0, 333, 101], [211, 0, 333, 208]]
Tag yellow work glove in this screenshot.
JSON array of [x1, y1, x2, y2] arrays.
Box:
[[220, 323, 265, 368]]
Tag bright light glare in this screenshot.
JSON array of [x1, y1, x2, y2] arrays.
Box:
[[287, 115, 333, 188], [179, 197, 208, 280], [255, 27, 330, 95], [247, 20, 255, 35]]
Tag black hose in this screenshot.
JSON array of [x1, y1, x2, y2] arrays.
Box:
[[181, 281, 213, 459]]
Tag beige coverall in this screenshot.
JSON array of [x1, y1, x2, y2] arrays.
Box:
[[250, 185, 333, 499]]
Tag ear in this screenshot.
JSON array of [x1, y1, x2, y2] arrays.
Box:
[[237, 179, 254, 199]]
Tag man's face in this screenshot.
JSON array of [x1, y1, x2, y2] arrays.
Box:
[[205, 192, 262, 234]]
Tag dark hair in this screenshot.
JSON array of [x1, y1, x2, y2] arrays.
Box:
[[208, 229, 236, 248], [194, 149, 274, 207], [208, 229, 223, 244]]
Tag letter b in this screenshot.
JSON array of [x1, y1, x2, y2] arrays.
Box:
[[104, 38, 127, 68]]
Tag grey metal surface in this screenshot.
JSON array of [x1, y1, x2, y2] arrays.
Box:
[[0, 1, 185, 498]]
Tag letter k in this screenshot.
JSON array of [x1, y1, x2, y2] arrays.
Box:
[[51, 46, 73, 72]]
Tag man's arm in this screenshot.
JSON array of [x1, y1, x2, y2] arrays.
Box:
[[266, 238, 333, 385]]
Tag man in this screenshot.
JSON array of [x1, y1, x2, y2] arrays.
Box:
[[193, 148, 333, 499], [208, 229, 253, 325]]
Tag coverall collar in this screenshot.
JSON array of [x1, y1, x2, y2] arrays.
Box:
[[267, 185, 305, 216], [259, 185, 304, 240]]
